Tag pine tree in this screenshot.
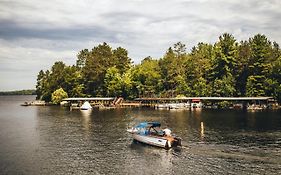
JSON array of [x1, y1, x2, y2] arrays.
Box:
[[246, 34, 271, 96]]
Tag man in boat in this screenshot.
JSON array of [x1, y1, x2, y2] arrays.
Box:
[[163, 128, 172, 136]]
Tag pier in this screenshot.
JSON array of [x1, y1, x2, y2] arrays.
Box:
[[135, 97, 275, 109], [62, 97, 115, 107], [61, 96, 276, 109], [62, 97, 141, 108]]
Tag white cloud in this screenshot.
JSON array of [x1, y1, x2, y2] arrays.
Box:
[[0, 0, 281, 90]]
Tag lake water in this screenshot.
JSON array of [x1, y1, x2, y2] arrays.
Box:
[[0, 95, 281, 175]]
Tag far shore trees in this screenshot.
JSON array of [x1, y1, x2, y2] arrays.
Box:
[[36, 34, 281, 103]]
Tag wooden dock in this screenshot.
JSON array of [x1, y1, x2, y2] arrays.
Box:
[[61, 96, 276, 109], [135, 97, 275, 109]]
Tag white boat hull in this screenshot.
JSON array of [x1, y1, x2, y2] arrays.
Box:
[[80, 101, 92, 110], [133, 134, 171, 148]]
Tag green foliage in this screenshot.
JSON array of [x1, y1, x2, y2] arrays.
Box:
[[81, 42, 131, 96], [104, 67, 135, 99], [36, 70, 45, 99], [236, 41, 251, 96], [193, 77, 210, 97], [104, 67, 123, 97], [186, 43, 213, 96], [76, 49, 89, 69], [246, 75, 265, 96], [82, 42, 114, 96], [248, 34, 271, 76], [36, 62, 85, 101], [212, 75, 236, 97], [217, 101, 232, 109], [38, 70, 51, 101], [113, 47, 132, 74], [174, 75, 191, 96], [189, 42, 213, 80], [51, 88, 68, 104], [209, 33, 238, 96], [245, 34, 272, 96], [159, 42, 187, 95], [131, 58, 162, 97], [36, 34, 281, 102], [62, 66, 85, 97], [212, 33, 238, 79]]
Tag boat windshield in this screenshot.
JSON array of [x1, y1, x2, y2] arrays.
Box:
[[134, 122, 163, 136], [135, 122, 161, 128]]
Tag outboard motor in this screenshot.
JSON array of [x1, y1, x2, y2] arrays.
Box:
[[172, 137, 182, 147]]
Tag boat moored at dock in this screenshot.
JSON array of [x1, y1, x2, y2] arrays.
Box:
[[80, 101, 92, 110]]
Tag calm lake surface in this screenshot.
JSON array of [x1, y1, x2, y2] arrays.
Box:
[[0, 95, 281, 175]]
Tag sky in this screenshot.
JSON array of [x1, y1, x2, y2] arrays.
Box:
[[0, 0, 281, 91]]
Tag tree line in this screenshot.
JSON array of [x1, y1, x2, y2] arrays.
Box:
[[36, 33, 281, 103], [0, 89, 36, 95]]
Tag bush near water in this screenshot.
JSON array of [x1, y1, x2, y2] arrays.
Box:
[[36, 33, 281, 103]]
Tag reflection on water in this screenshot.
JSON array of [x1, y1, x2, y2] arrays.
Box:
[[81, 109, 92, 132], [81, 109, 92, 117], [1, 96, 281, 174], [200, 122, 205, 140], [128, 140, 175, 174]]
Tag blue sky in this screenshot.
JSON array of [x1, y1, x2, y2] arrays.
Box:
[[0, 0, 281, 90]]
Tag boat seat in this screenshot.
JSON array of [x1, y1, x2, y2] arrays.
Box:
[[158, 131, 165, 136], [144, 130, 150, 135]]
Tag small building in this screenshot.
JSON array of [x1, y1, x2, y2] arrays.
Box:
[[191, 99, 202, 108]]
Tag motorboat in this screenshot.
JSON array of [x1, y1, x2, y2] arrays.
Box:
[[20, 101, 30, 106], [127, 122, 181, 149]]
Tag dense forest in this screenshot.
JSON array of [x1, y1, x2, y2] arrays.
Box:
[[36, 33, 281, 103]]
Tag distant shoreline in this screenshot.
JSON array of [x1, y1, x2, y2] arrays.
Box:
[[0, 89, 36, 96]]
